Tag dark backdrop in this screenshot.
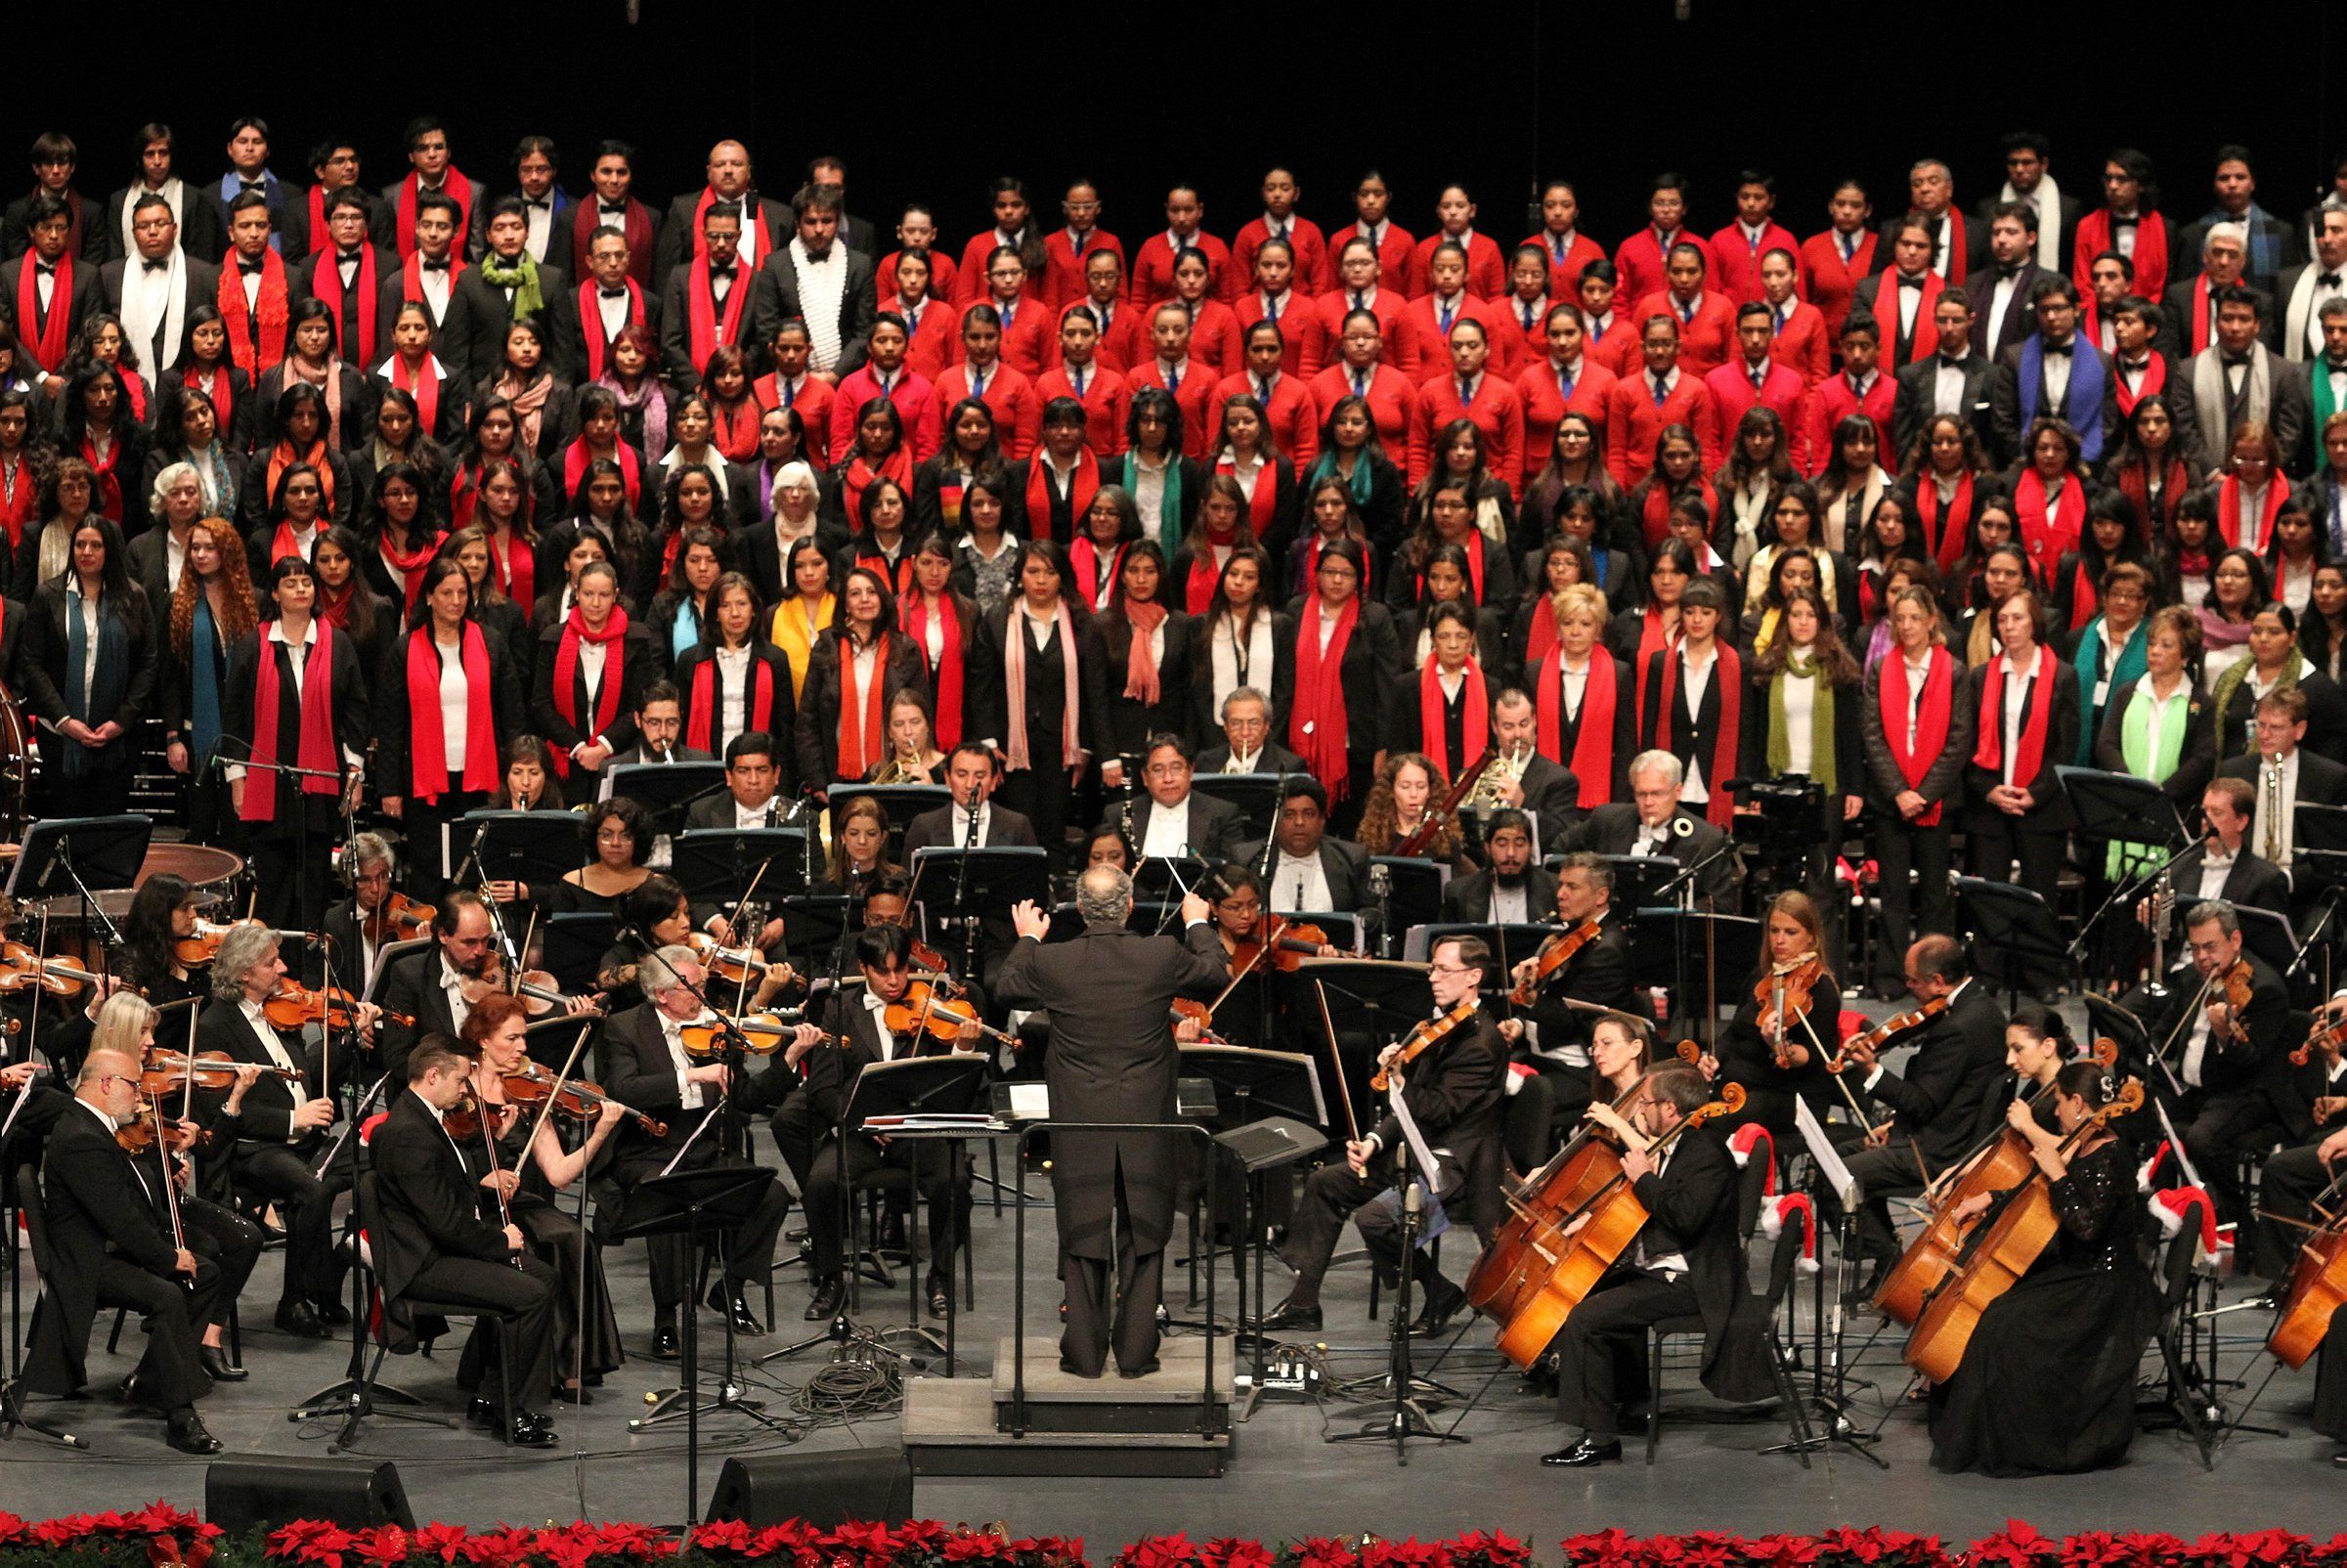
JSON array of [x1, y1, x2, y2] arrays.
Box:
[[36, 0, 2344, 252]]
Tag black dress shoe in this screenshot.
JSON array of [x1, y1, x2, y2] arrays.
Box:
[[1116, 1359, 1162, 1379], [706, 1282, 764, 1335], [1408, 1284, 1466, 1337], [468, 1398, 551, 1434], [274, 1300, 328, 1339], [649, 1323, 680, 1361], [166, 1410, 224, 1455], [1540, 1437, 1624, 1466], [311, 1296, 352, 1328], [555, 1384, 594, 1406], [199, 1346, 248, 1382], [1057, 1358, 1101, 1377], [804, 1278, 844, 1322], [925, 1274, 950, 1320], [1259, 1297, 1323, 1332]]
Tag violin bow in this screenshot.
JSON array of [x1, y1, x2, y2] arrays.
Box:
[[516, 1018, 599, 1158], [1311, 978, 1360, 1145]]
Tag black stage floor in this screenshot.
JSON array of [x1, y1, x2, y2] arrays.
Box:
[[2, 1139, 2337, 1545]]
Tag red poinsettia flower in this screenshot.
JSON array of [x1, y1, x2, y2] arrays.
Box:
[[1122, 1535, 1202, 1568], [1562, 1530, 1647, 1568], [458, 1526, 540, 1568], [412, 1523, 470, 1563], [1282, 1538, 1360, 1568]]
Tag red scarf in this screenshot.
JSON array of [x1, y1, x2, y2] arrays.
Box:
[[1215, 457, 1280, 535], [1916, 470, 1975, 575], [377, 529, 438, 611], [2066, 557, 2099, 631], [266, 438, 336, 521], [485, 527, 535, 611], [1289, 594, 1359, 798], [1535, 648, 1619, 810], [902, 593, 964, 749], [685, 648, 777, 755], [547, 605, 630, 777], [685, 254, 749, 370], [1523, 594, 1559, 673], [1971, 645, 2054, 789], [840, 448, 913, 531], [1880, 270, 1943, 360], [709, 397, 760, 462], [565, 439, 642, 510], [241, 623, 339, 822], [80, 434, 125, 522], [1638, 477, 1717, 550], [16, 251, 71, 372], [119, 369, 148, 424], [2118, 457, 2188, 535], [269, 520, 316, 566], [1023, 450, 1102, 544], [2216, 475, 2285, 549], [1654, 642, 1743, 829], [0, 454, 33, 546], [1880, 645, 1954, 827], [181, 363, 234, 435], [305, 245, 380, 367], [2189, 278, 2214, 355], [576, 278, 644, 381], [394, 169, 474, 256], [217, 250, 291, 378], [1631, 604, 1680, 720], [1186, 530, 1238, 615], [1418, 658, 1488, 783], [2076, 210, 2167, 301], [401, 254, 465, 307], [404, 621, 499, 800], [836, 631, 890, 779], [2012, 468, 2079, 574], [388, 354, 441, 438], [2112, 350, 2166, 416]]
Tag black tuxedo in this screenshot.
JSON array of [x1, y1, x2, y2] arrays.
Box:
[[1510, 751, 1583, 850], [99, 254, 222, 370], [0, 254, 102, 360], [374, 946, 467, 1086], [2155, 843, 2291, 976], [2154, 279, 2282, 362], [1976, 190, 2083, 275], [750, 245, 878, 377], [652, 193, 789, 288], [366, 1087, 556, 1403], [996, 920, 1228, 1374], [1439, 865, 1559, 925], [1, 189, 105, 263], [2216, 750, 2347, 881], [604, 739, 716, 767], [682, 791, 784, 832], [1229, 834, 1373, 914], [1111, 790, 1244, 867], [1842, 978, 2008, 1261], [1989, 336, 2117, 462], [1516, 911, 1635, 1083], [2169, 342, 2314, 476], [279, 188, 395, 260], [288, 243, 397, 367], [1964, 261, 2050, 359], [442, 259, 574, 390], [190, 996, 341, 1308], [1871, 211, 1987, 282], [22, 1103, 221, 1412], [1891, 349, 1998, 460], [1562, 803, 1732, 903], [656, 262, 759, 393]]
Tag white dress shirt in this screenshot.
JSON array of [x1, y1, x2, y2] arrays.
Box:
[[1143, 798, 1192, 858], [239, 998, 311, 1143], [1274, 848, 1331, 912]]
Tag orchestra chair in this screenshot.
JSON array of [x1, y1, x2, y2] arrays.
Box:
[[4, 1160, 86, 1447]]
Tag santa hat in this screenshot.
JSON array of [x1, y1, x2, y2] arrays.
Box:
[[1760, 1192, 1820, 1272], [1726, 1123, 1778, 1196], [2148, 1186, 2226, 1263], [1504, 1060, 1536, 1098], [2138, 1140, 2176, 1192]]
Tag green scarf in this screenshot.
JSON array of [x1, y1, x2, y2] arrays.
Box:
[[2317, 356, 2343, 472], [2109, 677, 2192, 877], [2209, 652, 2300, 762], [477, 249, 545, 323], [1765, 656, 1836, 794]]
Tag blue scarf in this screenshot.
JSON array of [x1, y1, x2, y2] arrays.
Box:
[[60, 591, 129, 778], [2018, 335, 2110, 464], [2069, 612, 2146, 763], [1305, 449, 1374, 509], [670, 598, 701, 662], [190, 595, 225, 764]]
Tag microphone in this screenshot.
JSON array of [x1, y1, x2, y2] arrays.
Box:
[[1369, 862, 1391, 899], [278, 929, 329, 948]]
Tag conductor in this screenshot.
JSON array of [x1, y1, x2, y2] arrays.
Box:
[[997, 865, 1225, 1378]]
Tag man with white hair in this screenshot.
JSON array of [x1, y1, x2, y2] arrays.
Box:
[[1560, 749, 1731, 902], [1874, 159, 1982, 283], [998, 867, 1223, 1377], [2159, 222, 2279, 361]]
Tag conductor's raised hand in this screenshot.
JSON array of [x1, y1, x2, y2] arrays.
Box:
[[1011, 899, 1050, 941], [1179, 890, 1211, 926]]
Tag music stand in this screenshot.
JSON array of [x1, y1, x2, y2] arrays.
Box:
[[783, 892, 857, 980], [673, 828, 810, 907], [1192, 774, 1282, 843], [827, 783, 950, 864], [1134, 853, 1211, 905], [909, 846, 1050, 974], [1180, 1047, 1329, 1417], [1413, 923, 1553, 986], [2059, 765, 2194, 966], [1302, 958, 1433, 1135], [848, 1054, 990, 1371], [613, 1164, 785, 1525], [1369, 858, 1448, 958], [1597, 854, 1681, 912], [2295, 804, 2347, 889], [6, 814, 149, 960], [1955, 877, 2072, 1003], [540, 913, 615, 995], [460, 810, 587, 890], [1630, 909, 1760, 1040], [605, 761, 725, 827]]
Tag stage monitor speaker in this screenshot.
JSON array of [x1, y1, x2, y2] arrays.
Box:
[[705, 1450, 915, 1528], [206, 1459, 415, 1533]]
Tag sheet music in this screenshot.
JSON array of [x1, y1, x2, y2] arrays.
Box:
[[1796, 1097, 1860, 1210], [2153, 1097, 2208, 1192]]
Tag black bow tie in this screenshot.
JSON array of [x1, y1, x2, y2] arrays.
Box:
[[2121, 358, 2149, 373], [1937, 355, 1966, 370], [710, 264, 735, 280], [599, 285, 628, 299], [2223, 352, 2249, 368], [1998, 264, 2022, 281], [142, 258, 168, 273], [239, 179, 262, 194], [419, 257, 449, 272], [525, 197, 550, 211], [2042, 341, 2072, 357], [1897, 274, 1924, 288], [237, 258, 264, 277], [337, 248, 362, 265], [33, 261, 56, 277], [2322, 274, 2343, 287]]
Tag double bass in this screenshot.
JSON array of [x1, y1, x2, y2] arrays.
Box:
[[1469, 1078, 1745, 1370]]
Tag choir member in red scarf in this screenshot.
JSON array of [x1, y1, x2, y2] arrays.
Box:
[[1035, 179, 1122, 310], [872, 246, 953, 384], [1097, 539, 1191, 768], [898, 533, 976, 751], [935, 305, 1041, 460], [1038, 306, 1131, 460], [453, 396, 560, 531], [2005, 417, 2093, 577], [1014, 398, 1103, 546], [1604, 315, 1719, 488], [971, 539, 1107, 865], [377, 556, 522, 889], [1859, 585, 1972, 990], [1632, 241, 1737, 379], [157, 306, 252, 455], [2072, 149, 2175, 309], [1306, 239, 1418, 381], [299, 189, 390, 373], [257, 300, 370, 457], [1852, 217, 1947, 373], [2107, 394, 2199, 543], [674, 570, 793, 759], [1170, 476, 1257, 619], [1613, 174, 1720, 312], [246, 461, 331, 588], [698, 345, 760, 464], [2, 196, 99, 378], [1634, 575, 1742, 829], [0, 392, 37, 550], [309, 523, 394, 678], [3, 133, 102, 263], [2078, 251, 2134, 356], [1284, 537, 1405, 833], [575, 140, 658, 290], [359, 460, 441, 610], [909, 398, 1003, 540], [466, 457, 540, 617], [1402, 600, 1492, 782], [1960, 585, 2078, 914], [796, 564, 928, 798], [1710, 173, 1804, 305], [657, 202, 754, 395], [1901, 414, 1993, 579], [827, 314, 938, 464], [1533, 583, 1634, 806], [831, 396, 916, 537], [1206, 393, 1299, 566], [1128, 302, 1220, 459], [1128, 185, 1234, 311], [382, 193, 463, 348], [1063, 485, 1138, 617], [382, 116, 481, 260], [556, 386, 646, 517], [2105, 294, 2177, 421], [56, 360, 150, 532], [1877, 160, 1980, 285], [531, 559, 649, 781], [1216, 321, 1318, 468], [568, 225, 654, 391], [245, 381, 352, 532], [216, 192, 290, 381], [370, 300, 463, 444], [1798, 316, 1894, 478], [843, 475, 917, 600], [1409, 319, 1525, 493], [1800, 181, 1879, 343], [283, 137, 391, 260], [225, 554, 368, 931], [21, 516, 155, 819], [1309, 309, 1415, 455]]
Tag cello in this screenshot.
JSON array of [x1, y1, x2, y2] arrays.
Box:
[[2267, 1206, 2347, 1371], [1901, 1078, 2144, 1382], [1471, 1080, 1746, 1371]]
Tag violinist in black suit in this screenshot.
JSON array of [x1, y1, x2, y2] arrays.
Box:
[[799, 925, 979, 1324], [602, 946, 810, 1354], [369, 1036, 559, 1446], [1540, 1061, 1776, 1466], [21, 1040, 226, 1454], [2144, 900, 2292, 1230], [1560, 750, 1733, 905], [1498, 851, 1635, 1147], [373, 893, 497, 1087]]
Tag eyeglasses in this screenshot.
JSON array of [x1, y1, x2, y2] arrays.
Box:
[[1427, 963, 1475, 978]]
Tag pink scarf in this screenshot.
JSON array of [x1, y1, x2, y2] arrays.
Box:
[[1004, 601, 1081, 771], [1122, 600, 1167, 706]]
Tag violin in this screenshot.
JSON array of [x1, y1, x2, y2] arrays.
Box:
[[1369, 998, 1479, 1092], [1827, 995, 1950, 1072], [882, 980, 1018, 1049], [112, 1106, 172, 1154], [686, 930, 787, 989], [1757, 953, 1826, 1069], [909, 939, 953, 978], [264, 980, 410, 1032], [677, 1012, 830, 1057], [173, 917, 258, 968], [499, 1062, 667, 1138], [1228, 918, 1333, 978], [362, 891, 437, 946], [2292, 1014, 2347, 1069], [0, 941, 102, 998], [140, 1048, 304, 1096], [1508, 920, 1603, 1007], [438, 1092, 513, 1143], [467, 948, 600, 1018]]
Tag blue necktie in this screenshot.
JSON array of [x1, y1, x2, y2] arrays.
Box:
[[875, 372, 891, 397], [1678, 298, 1695, 324], [1775, 306, 1789, 336], [1458, 377, 1473, 407], [1070, 366, 1085, 399], [1166, 364, 1180, 394], [779, 379, 794, 410], [1265, 294, 1279, 325], [1652, 375, 1669, 408], [1256, 378, 1273, 410], [1439, 299, 1456, 335], [1354, 370, 1369, 397], [1352, 291, 1367, 311], [1558, 366, 1575, 401], [1841, 234, 1856, 263], [970, 368, 986, 399], [1522, 303, 1537, 331]]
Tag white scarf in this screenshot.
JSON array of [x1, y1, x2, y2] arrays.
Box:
[[118, 245, 189, 375], [2189, 347, 2272, 470], [791, 236, 848, 372], [1003, 601, 1080, 771], [2001, 174, 2064, 273]]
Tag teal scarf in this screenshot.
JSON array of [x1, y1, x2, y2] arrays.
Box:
[[2071, 614, 2146, 764], [1124, 452, 1186, 557], [190, 595, 224, 764]]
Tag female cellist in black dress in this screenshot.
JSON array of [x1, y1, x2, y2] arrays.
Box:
[[1927, 1060, 2158, 1475]]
